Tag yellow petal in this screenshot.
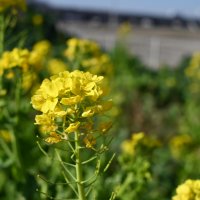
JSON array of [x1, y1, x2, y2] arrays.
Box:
[[45, 132, 62, 144]]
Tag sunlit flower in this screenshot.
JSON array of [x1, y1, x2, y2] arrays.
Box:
[[31, 70, 112, 145], [172, 179, 200, 200]]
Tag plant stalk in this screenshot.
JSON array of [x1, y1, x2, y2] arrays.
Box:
[[75, 131, 86, 200]]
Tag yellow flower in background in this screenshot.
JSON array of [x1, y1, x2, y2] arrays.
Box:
[[121, 132, 144, 156], [121, 139, 135, 155], [172, 179, 200, 200], [64, 38, 113, 77], [169, 134, 192, 158], [22, 71, 38, 92], [32, 14, 43, 26], [47, 58, 67, 75], [0, 47, 42, 94], [29, 40, 51, 71], [0, 129, 12, 142], [32, 40, 51, 56], [0, 48, 30, 72], [121, 132, 160, 156]]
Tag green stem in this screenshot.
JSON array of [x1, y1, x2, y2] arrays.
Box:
[[75, 131, 86, 200]]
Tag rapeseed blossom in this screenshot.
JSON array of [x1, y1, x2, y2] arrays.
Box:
[[121, 132, 160, 156], [172, 179, 200, 200], [47, 58, 67, 75], [0, 48, 30, 73], [29, 40, 51, 71], [31, 70, 112, 147], [64, 38, 113, 76], [121, 132, 144, 155]]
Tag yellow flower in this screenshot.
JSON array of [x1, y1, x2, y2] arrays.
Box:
[[31, 70, 112, 146], [65, 122, 80, 133], [32, 14, 43, 26], [47, 58, 67, 75], [121, 132, 151, 156], [121, 140, 134, 155], [61, 95, 82, 105], [83, 134, 96, 148], [35, 114, 57, 133], [0, 48, 30, 72], [172, 179, 200, 200], [0, 129, 12, 142], [169, 134, 192, 158], [31, 79, 61, 113], [45, 132, 62, 144], [32, 40, 51, 55]]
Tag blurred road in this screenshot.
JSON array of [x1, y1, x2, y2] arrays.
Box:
[[57, 21, 200, 68]]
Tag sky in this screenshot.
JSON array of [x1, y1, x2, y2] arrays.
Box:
[[35, 0, 200, 18]]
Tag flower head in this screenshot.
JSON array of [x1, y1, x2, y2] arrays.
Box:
[[172, 179, 200, 200], [31, 70, 112, 146]]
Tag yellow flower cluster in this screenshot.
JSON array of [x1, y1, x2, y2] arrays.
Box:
[[64, 38, 113, 76], [121, 132, 160, 156], [0, 0, 26, 12], [0, 48, 30, 75], [64, 38, 100, 60], [29, 40, 51, 71], [31, 70, 112, 146], [169, 134, 192, 158], [0, 41, 51, 92], [121, 132, 144, 156], [172, 179, 200, 200], [0, 40, 51, 75]]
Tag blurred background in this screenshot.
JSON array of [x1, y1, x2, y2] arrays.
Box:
[[30, 0, 200, 68]]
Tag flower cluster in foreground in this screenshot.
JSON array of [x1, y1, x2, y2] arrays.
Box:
[[31, 70, 112, 147], [172, 179, 200, 200]]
